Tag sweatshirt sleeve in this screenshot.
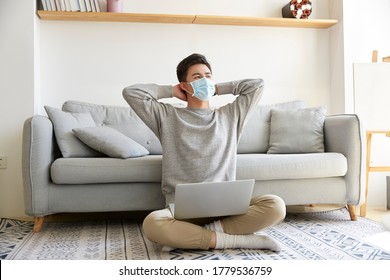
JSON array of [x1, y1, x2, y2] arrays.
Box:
[[122, 84, 173, 138], [217, 79, 264, 135]]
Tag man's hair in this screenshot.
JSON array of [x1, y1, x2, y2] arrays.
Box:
[[176, 53, 212, 82]]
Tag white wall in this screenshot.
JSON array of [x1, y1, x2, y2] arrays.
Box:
[[343, 0, 390, 114], [1, 0, 388, 219], [329, 0, 345, 114], [0, 0, 36, 218], [38, 0, 333, 112], [343, 0, 390, 207]]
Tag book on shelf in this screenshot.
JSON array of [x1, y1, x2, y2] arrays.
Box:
[[39, 0, 102, 12], [49, 0, 56, 11], [95, 0, 101, 12], [69, 0, 80, 11], [39, 0, 48, 10], [54, 0, 61, 11], [78, 0, 87, 12], [90, 0, 96, 11], [84, 0, 92, 12]]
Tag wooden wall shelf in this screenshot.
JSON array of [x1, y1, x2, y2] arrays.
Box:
[[36, 11, 338, 29]]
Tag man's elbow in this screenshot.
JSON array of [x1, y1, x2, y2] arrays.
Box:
[[122, 86, 137, 105]]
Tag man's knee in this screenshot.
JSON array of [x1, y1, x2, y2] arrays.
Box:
[[143, 210, 171, 242], [271, 195, 287, 221], [142, 212, 157, 240], [252, 194, 286, 221], [142, 209, 173, 243]]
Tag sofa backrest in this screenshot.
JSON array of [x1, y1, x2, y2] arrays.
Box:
[[238, 100, 306, 153], [62, 101, 163, 154], [62, 100, 305, 155]]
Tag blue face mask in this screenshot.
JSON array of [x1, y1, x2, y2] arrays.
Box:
[[189, 77, 216, 101]]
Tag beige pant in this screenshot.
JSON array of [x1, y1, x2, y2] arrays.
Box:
[[143, 194, 286, 250]]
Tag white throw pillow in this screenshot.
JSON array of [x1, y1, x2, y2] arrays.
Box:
[[267, 107, 326, 154], [73, 126, 150, 158], [44, 106, 102, 157]]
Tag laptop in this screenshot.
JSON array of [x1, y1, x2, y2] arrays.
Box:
[[168, 179, 255, 220]]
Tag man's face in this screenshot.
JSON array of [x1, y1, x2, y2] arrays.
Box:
[[181, 64, 213, 94], [185, 64, 212, 82]]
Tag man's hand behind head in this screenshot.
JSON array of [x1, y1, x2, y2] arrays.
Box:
[[173, 84, 188, 101]]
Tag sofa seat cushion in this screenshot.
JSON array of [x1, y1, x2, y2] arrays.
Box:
[[51, 152, 347, 185], [51, 155, 162, 184], [236, 153, 347, 180]]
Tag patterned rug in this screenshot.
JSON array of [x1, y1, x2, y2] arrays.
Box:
[[1, 208, 390, 260]]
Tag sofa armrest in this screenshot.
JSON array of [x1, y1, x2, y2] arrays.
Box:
[[22, 115, 60, 217], [324, 114, 364, 205]]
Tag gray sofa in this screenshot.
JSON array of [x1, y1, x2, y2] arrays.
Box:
[[22, 100, 364, 232]]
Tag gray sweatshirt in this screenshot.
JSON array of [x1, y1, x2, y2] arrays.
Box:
[[122, 79, 264, 205]]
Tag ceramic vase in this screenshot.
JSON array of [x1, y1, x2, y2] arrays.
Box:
[[107, 0, 123, 13]]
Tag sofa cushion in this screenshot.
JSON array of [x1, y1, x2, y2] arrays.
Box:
[[51, 155, 162, 184], [44, 106, 102, 157], [267, 107, 326, 154], [51, 153, 347, 184], [73, 126, 150, 158], [236, 153, 347, 180], [238, 100, 306, 153], [62, 100, 163, 154]]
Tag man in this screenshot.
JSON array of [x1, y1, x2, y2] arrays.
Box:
[[122, 53, 286, 251]]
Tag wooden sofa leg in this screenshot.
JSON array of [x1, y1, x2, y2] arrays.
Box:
[[33, 217, 44, 232], [347, 205, 357, 221]]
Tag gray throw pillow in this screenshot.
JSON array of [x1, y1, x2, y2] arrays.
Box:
[[44, 106, 102, 157], [72, 126, 150, 158], [267, 107, 326, 154]]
